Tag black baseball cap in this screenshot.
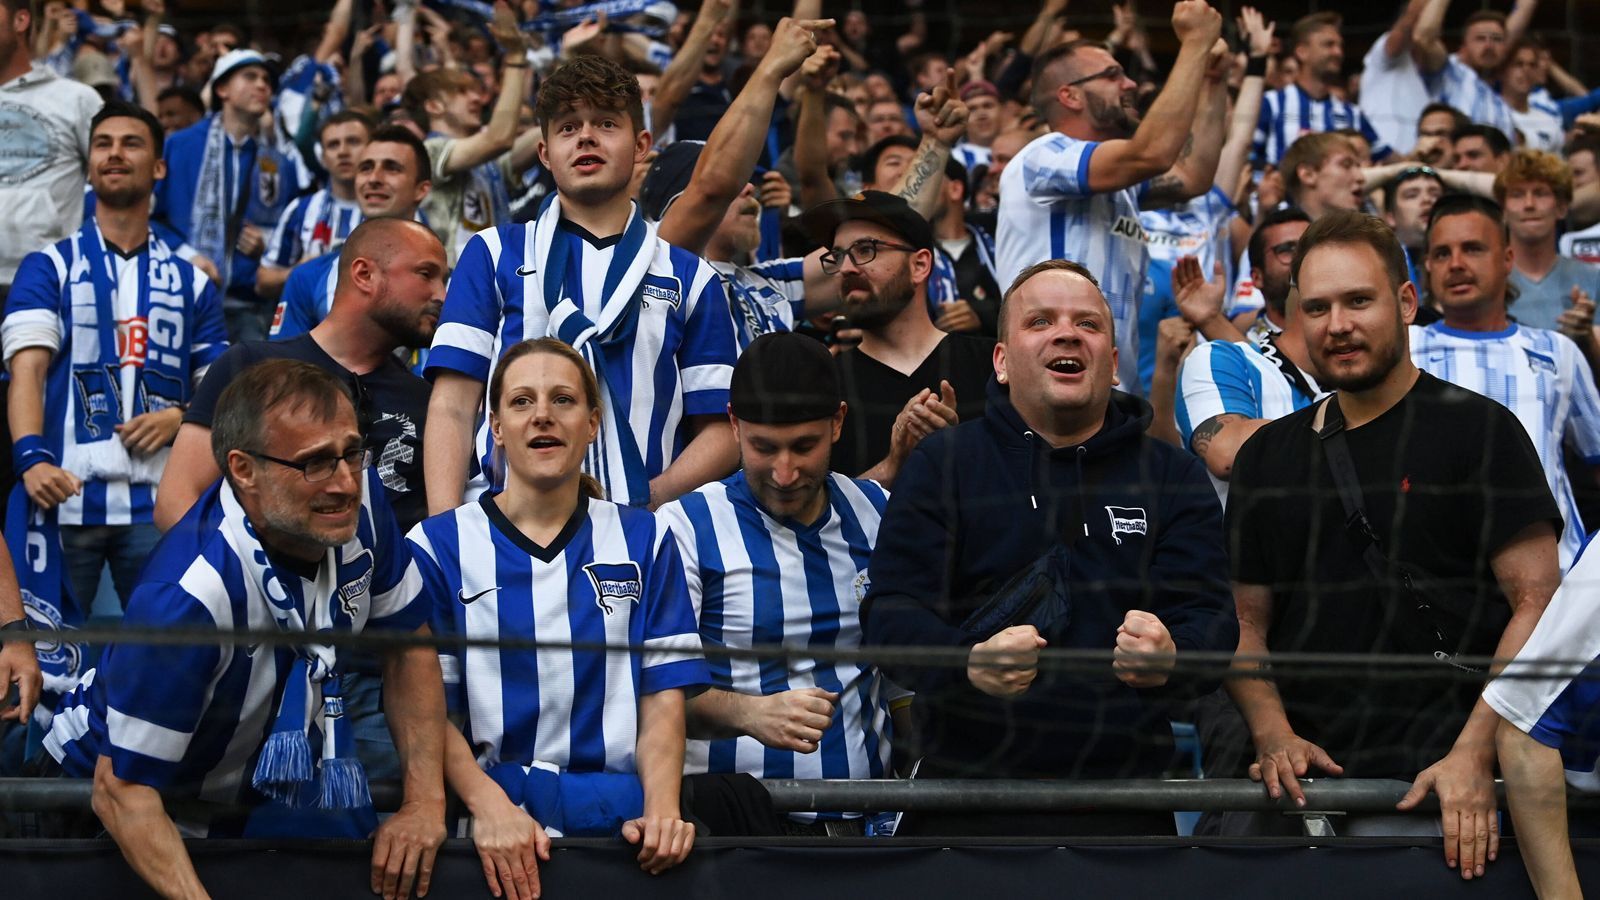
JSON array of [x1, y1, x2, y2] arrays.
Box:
[[800, 190, 934, 253], [639, 140, 704, 222], [729, 332, 842, 424]]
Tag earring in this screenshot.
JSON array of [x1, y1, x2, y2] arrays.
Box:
[[997, 372, 1008, 384]]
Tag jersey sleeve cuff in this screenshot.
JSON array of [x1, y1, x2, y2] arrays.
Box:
[[640, 658, 711, 695]]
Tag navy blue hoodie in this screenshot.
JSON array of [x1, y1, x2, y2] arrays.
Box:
[[862, 377, 1238, 778]]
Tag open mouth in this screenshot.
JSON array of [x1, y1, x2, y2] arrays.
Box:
[[573, 154, 605, 171], [1046, 357, 1085, 375], [528, 435, 565, 449]]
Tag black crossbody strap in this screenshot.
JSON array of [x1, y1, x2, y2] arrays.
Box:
[[1312, 396, 1388, 579]]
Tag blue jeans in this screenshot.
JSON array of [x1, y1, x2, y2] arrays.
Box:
[[59, 523, 163, 613]]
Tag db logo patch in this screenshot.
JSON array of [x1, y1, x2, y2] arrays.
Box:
[[584, 561, 643, 615], [1105, 506, 1148, 545], [116, 317, 149, 366]]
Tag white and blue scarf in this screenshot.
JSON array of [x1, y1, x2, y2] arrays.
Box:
[[522, 196, 655, 505], [219, 484, 369, 810], [190, 116, 292, 290]]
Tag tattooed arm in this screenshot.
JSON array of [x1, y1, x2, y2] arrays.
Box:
[[1143, 45, 1230, 206], [1189, 413, 1270, 481], [893, 70, 968, 220]]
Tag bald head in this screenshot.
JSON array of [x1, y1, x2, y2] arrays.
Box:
[[337, 217, 438, 286]]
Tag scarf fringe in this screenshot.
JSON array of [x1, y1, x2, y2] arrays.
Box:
[[317, 757, 373, 810], [253, 729, 314, 805]]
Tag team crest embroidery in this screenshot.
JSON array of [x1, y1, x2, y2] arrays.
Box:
[[584, 561, 643, 615], [336, 548, 375, 619], [1105, 506, 1148, 545], [640, 273, 683, 309], [852, 570, 871, 605], [1524, 349, 1558, 375]]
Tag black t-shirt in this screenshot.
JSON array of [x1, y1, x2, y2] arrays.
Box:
[[832, 333, 994, 477], [185, 335, 431, 532], [1227, 371, 1561, 777]]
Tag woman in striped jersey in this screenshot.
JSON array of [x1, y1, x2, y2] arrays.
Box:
[[407, 338, 709, 897]]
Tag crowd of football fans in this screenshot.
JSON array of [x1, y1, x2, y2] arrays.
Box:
[[3, 0, 1600, 897]]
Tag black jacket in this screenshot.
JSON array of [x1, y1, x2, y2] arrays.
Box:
[[862, 378, 1238, 778]]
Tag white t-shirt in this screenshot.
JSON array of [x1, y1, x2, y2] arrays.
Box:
[[0, 65, 102, 284], [1359, 31, 1431, 156]]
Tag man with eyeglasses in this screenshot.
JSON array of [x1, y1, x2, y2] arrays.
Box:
[[800, 191, 993, 486], [153, 217, 444, 784], [996, 1, 1228, 396], [43, 358, 447, 900]]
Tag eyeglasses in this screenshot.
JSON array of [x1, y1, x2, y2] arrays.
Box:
[[1064, 64, 1126, 87], [1268, 240, 1300, 261], [250, 447, 373, 483], [820, 238, 917, 274]]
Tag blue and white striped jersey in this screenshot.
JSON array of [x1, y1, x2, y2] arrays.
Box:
[[1252, 85, 1391, 166], [1427, 56, 1517, 141], [426, 219, 737, 507], [1484, 536, 1600, 791], [1410, 322, 1600, 568], [408, 495, 708, 773], [657, 473, 895, 793], [998, 132, 1148, 394], [263, 188, 362, 270], [1175, 339, 1319, 504], [1137, 188, 1235, 394], [1, 222, 227, 525], [270, 252, 339, 340], [710, 257, 807, 351], [951, 142, 992, 176], [44, 470, 424, 829]]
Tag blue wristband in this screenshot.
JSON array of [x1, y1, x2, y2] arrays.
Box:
[[12, 434, 56, 477]]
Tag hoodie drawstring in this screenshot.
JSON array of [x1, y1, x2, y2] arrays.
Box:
[[1075, 446, 1089, 539], [1024, 431, 1038, 509]]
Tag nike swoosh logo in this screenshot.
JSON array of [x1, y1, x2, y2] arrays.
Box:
[[458, 587, 498, 605], [515, 265, 536, 276]]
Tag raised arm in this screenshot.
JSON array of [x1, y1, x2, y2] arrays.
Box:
[[891, 70, 968, 220], [1411, 0, 1452, 74], [435, 5, 530, 176], [1143, 37, 1230, 204], [792, 46, 841, 210], [1083, 2, 1222, 194], [651, 0, 731, 137], [1216, 8, 1271, 194], [316, 0, 355, 63], [1505, 0, 1538, 49], [1384, 0, 1430, 60], [1020, 0, 1070, 58], [394, 0, 417, 85], [658, 17, 825, 253]]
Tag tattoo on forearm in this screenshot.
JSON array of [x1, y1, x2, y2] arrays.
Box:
[[1177, 135, 1194, 162], [1146, 172, 1186, 201], [1191, 413, 1243, 459], [896, 144, 943, 203]]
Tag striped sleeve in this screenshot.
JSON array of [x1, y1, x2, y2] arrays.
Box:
[[263, 195, 310, 269], [406, 521, 467, 714], [1357, 108, 1393, 161], [1175, 342, 1263, 448], [654, 500, 703, 618], [2, 248, 67, 363], [271, 257, 327, 340], [99, 581, 224, 788], [677, 263, 737, 415], [745, 257, 808, 320], [1562, 337, 1600, 463], [427, 229, 504, 383], [1018, 134, 1098, 200], [638, 522, 709, 694], [365, 469, 427, 630], [188, 271, 229, 376], [1251, 93, 1276, 165]]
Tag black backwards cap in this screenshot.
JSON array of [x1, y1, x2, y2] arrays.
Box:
[[728, 332, 842, 424]]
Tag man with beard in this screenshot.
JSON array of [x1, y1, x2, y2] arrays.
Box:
[[1226, 210, 1561, 877], [1252, 13, 1391, 168], [997, 1, 1228, 395], [1410, 193, 1600, 571], [4, 102, 224, 615], [801, 191, 992, 486], [156, 217, 444, 535], [268, 126, 434, 341]]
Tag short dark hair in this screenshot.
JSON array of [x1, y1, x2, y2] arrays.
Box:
[[1464, 10, 1508, 30], [319, 108, 375, 143], [1290, 210, 1409, 295], [859, 134, 918, 184], [1028, 39, 1109, 121], [157, 85, 205, 116], [1452, 122, 1512, 156], [1565, 132, 1600, 164], [1425, 193, 1510, 248], [1383, 166, 1445, 214], [1249, 206, 1313, 272], [366, 124, 432, 182], [1418, 101, 1469, 132], [211, 359, 353, 479], [535, 54, 645, 134], [998, 258, 1112, 342], [823, 91, 861, 123], [90, 100, 165, 156]]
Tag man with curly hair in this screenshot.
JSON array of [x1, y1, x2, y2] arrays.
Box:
[[425, 53, 738, 513]]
